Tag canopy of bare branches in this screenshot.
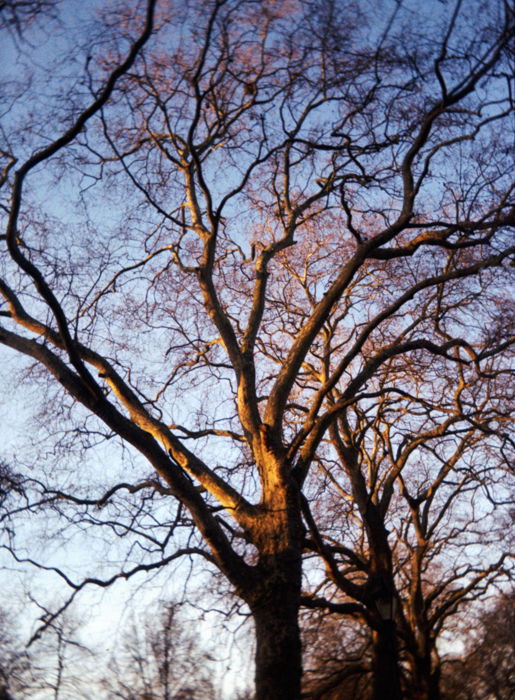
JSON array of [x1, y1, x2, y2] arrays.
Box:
[[0, 1, 513, 698]]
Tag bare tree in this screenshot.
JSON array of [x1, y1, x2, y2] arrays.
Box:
[[440, 591, 515, 700], [0, 0, 513, 697], [0, 0, 59, 35], [101, 602, 217, 700], [0, 604, 94, 700], [302, 609, 371, 699], [0, 608, 30, 700], [300, 326, 513, 698]]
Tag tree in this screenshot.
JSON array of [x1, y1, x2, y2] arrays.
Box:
[[0, 607, 30, 700], [0, 0, 513, 698], [302, 609, 371, 699], [300, 331, 513, 698], [440, 592, 515, 700], [0, 603, 94, 700], [101, 602, 217, 700], [0, 0, 60, 36]]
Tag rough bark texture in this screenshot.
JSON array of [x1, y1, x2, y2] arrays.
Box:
[[250, 552, 303, 700], [371, 622, 402, 700], [410, 655, 441, 700]]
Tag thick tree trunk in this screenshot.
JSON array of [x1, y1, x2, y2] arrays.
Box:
[[409, 653, 441, 700], [250, 552, 303, 700], [429, 667, 441, 700], [371, 620, 403, 700]]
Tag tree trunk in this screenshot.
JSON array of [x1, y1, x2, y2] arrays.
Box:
[[372, 620, 403, 700], [250, 552, 303, 700], [409, 653, 441, 700]]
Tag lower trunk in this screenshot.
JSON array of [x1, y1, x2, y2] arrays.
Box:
[[372, 620, 402, 700], [409, 654, 441, 700], [250, 553, 303, 700]]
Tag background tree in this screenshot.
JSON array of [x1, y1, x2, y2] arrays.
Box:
[[0, 607, 30, 700], [0, 604, 94, 700], [299, 320, 512, 698], [302, 609, 371, 699], [440, 592, 515, 700], [0, 0, 513, 698], [0, 0, 59, 36], [101, 601, 218, 700]]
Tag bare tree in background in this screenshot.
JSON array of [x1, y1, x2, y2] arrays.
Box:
[[440, 591, 515, 700], [0, 608, 30, 700], [0, 0, 513, 697], [300, 332, 512, 698], [101, 602, 217, 700], [0, 0, 59, 35], [302, 610, 371, 699], [0, 604, 93, 700]]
